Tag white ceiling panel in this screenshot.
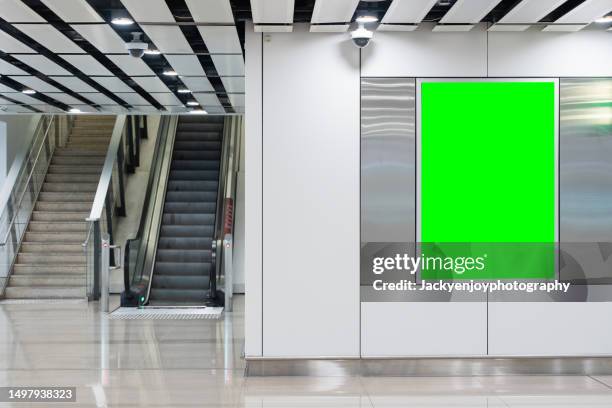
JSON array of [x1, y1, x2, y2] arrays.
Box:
[[66, 104, 97, 112], [9, 76, 61, 92], [382, 0, 438, 24], [103, 105, 128, 113], [488, 24, 530, 31], [254, 24, 293, 32], [180, 76, 215, 92], [0, 104, 36, 113], [542, 24, 587, 31], [211, 55, 244, 76], [220, 76, 244, 93], [140, 26, 193, 54], [0, 59, 28, 75], [228, 93, 244, 109], [107, 55, 155, 76], [132, 76, 171, 93], [90, 77, 133, 93], [250, 0, 294, 23], [186, 0, 234, 23], [311, 0, 360, 23], [0, 0, 45, 22], [0, 30, 35, 53], [114, 93, 152, 106], [432, 24, 475, 31], [46, 93, 83, 105], [0, 84, 17, 93], [194, 92, 221, 106], [151, 92, 182, 106], [14, 24, 84, 54], [40, 0, 104, 22], [2, 92, 40, 105], [377, 24, 418, 31], [441, 0, 503, 23], [71, 24, 126, 54], [13, 54, 71, 75], [165, 105, 190, 113], [120, 0, 175, 23], [83, 92, 117, 105], [499, 0, 567, 23], [165, 55, 206, 76], [556, 0, 612, 23], [204, 106, 226, 114], [309, 24, 350, 32], [197, 26, 242, 54], [60, 55, 114, 76], [50, 76, 97, 93]]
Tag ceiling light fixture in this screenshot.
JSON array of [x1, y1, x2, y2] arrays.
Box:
[[356, 15, 378, 24], [186, 101, 199, 106], [163, 70, 178, 76], [144, 48, 161, 55], [189, 109, 208, 115], [111, 17, 134, 26], [595, 15, 612, 23], [178, 88, 191, 94], [22, 89, 36, 94], [69, 108, 81, 113]]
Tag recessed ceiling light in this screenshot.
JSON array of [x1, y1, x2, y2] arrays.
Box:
[[189, 109, 208, 115], [186, 101, 199, 106], [22, 89, 35, 94], [144, 48, 161, 55], [111, 17, 134, 26], [163, 70, 178, 76], [356, 15, 378, 24], [69, 108, 81, 113], [595, 15, 612, 23], [178, 88, 191, 94]]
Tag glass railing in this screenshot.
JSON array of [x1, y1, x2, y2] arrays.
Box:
[[0, 115, 72, 293]]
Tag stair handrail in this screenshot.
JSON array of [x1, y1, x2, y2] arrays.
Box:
[[0, 116, 56, 246]]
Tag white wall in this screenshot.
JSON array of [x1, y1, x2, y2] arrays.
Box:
[[245, 22, 612, 359], [0, 115, 41, 190]]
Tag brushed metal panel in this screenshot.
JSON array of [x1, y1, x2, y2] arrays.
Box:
[[361, 78, 415, 244], [560, 78, 612, 283]]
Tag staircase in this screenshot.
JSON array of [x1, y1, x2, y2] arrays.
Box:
[[4, 116, 115, 299], [148, 116, 223, 306]]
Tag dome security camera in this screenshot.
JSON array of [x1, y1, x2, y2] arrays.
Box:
[[350, 25, 373, 48], [126, 32, 148, 58]]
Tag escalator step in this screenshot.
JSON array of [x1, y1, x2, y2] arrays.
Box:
[[155, 262, 212, 275], [169, 170, 219, 181], [171, 160, 220, 170], [152, 274, 210, 290], [160, 225, 214, 237], [162, 213, 215, 226], [174, 141, 221, 150], [156, 249, 212, 263], [158, 237, 213, 250], [172, 150, 221, 160], [164, 202, 216, 213], [167, 180, 218, 192], [149, 288, 210, 303], [165, 191, 216, 202]]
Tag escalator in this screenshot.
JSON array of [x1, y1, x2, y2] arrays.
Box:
[[148, 116, 223, 305], [122, 114, 240, 308]]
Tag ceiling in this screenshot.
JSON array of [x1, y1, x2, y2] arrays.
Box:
[[0, 0, 610, 114]]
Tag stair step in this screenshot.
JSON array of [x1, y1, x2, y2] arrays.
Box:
[[28, 222, 87, 232], [159, 225, 214, 238], [163, 202, 216, 214], [4, 286, 86, 299], [9, 275, 85, 287], [157, 237, 213, 250], [47, 165, 102, 174], [156, 249, 212, 263], [42, 183, 97, 193], [17, 253, 85, 265], [148, 288, 209, 303], [154, 262, 212, 276], [31, 211, 88, 222], [170, 160, 220, 170], [24, 232, 84, 242], [12, 264, 85, 274], [52, 156, 105, 165], [54, 148, 107, 156], [45, 174, 100, 183], [169, 170, 219, 181], [38, 192, 95, 202], [20, 242, 84, 253], [152, 275, 210, 290], [167, 180, 218, 192]]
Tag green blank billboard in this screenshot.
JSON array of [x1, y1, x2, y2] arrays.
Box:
[[420, 81, 556, 280]]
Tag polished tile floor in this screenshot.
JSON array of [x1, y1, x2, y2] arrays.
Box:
[[0, 295, 611, 407]]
